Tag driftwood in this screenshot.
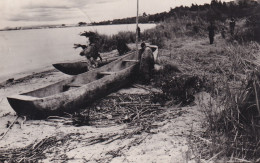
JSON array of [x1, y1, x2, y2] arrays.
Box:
[[0, 116, 18, 140], [119, 102, 160, 106], [132, 84, 162, 93], [0, 133, 76, 162]]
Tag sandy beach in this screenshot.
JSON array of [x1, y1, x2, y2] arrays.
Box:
[[0, 68, 210, 162], [0, 43, 214, 162]]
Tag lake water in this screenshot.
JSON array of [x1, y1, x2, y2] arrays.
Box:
[[0, 24, 156, 82]]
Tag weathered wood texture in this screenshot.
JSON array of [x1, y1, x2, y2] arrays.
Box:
[[7, 50, 143, 119]]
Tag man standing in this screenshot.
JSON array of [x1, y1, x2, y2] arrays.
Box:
[[221, 27, 226, 39], [137, 26, 141, 41], [138, 42, 154, 84], [230, 17, 236, 36], [207, 22, 216, 44]]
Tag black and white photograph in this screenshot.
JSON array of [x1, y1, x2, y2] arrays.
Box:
[[0, 0, 260, 162]]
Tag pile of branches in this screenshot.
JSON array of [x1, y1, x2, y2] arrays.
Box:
[[152, 74, 203, 106], [151, 63, 204, 106], [70, 93, 164, 132], [68, 63, 205, 128], [70, 67, 204, 129], [0, 126, 155, 162], [0, 134, 75, 162]]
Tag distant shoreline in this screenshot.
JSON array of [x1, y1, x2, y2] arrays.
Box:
[[0, 23, 155, 32]]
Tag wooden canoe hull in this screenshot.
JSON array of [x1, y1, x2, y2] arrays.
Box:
[[53, 62, 89, 75], [53, 45, 158, 76], [7, 50, 141, 119], [7, 65, 137, 118], [53, 57, 118, 75]]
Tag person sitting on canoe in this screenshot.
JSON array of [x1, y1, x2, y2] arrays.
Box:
[[74, 36, 102, 67], [138, 42, 154, 84]]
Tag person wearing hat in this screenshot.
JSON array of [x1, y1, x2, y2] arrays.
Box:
[[138, 42, 154, 84]]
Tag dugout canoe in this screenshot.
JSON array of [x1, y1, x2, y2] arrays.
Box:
[[7, 46, 158, 119], [53, 56, 119, 75]]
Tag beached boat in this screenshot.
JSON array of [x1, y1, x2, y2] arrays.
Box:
[[53, 57, 119, 75], [7, 47, 158, 118]]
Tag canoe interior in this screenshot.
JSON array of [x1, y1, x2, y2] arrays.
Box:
[[53, 62, 89, 75], [22, 51, 139, 98], [52, 56, 119, 75]]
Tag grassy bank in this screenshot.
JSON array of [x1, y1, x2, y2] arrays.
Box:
[[108, 16, 260, 161], [79, 7, 260, 160], [149, 16, 260, 161]]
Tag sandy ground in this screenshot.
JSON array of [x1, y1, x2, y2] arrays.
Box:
[[0, 79, 211, 163], [0, 39, 219, 163]]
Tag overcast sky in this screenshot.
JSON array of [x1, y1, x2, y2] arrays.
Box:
[[0, 0, 232, 28]]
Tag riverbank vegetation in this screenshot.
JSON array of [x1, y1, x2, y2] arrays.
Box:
[[90, 0, 260, 161], [91, 0, 260, 49], [150, 1, 260, 161]]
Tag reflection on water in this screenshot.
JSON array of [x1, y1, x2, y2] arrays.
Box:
[[0, 24, 156, 81]]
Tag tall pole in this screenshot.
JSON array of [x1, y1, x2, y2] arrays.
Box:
[[136, 0, 139, 55]]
